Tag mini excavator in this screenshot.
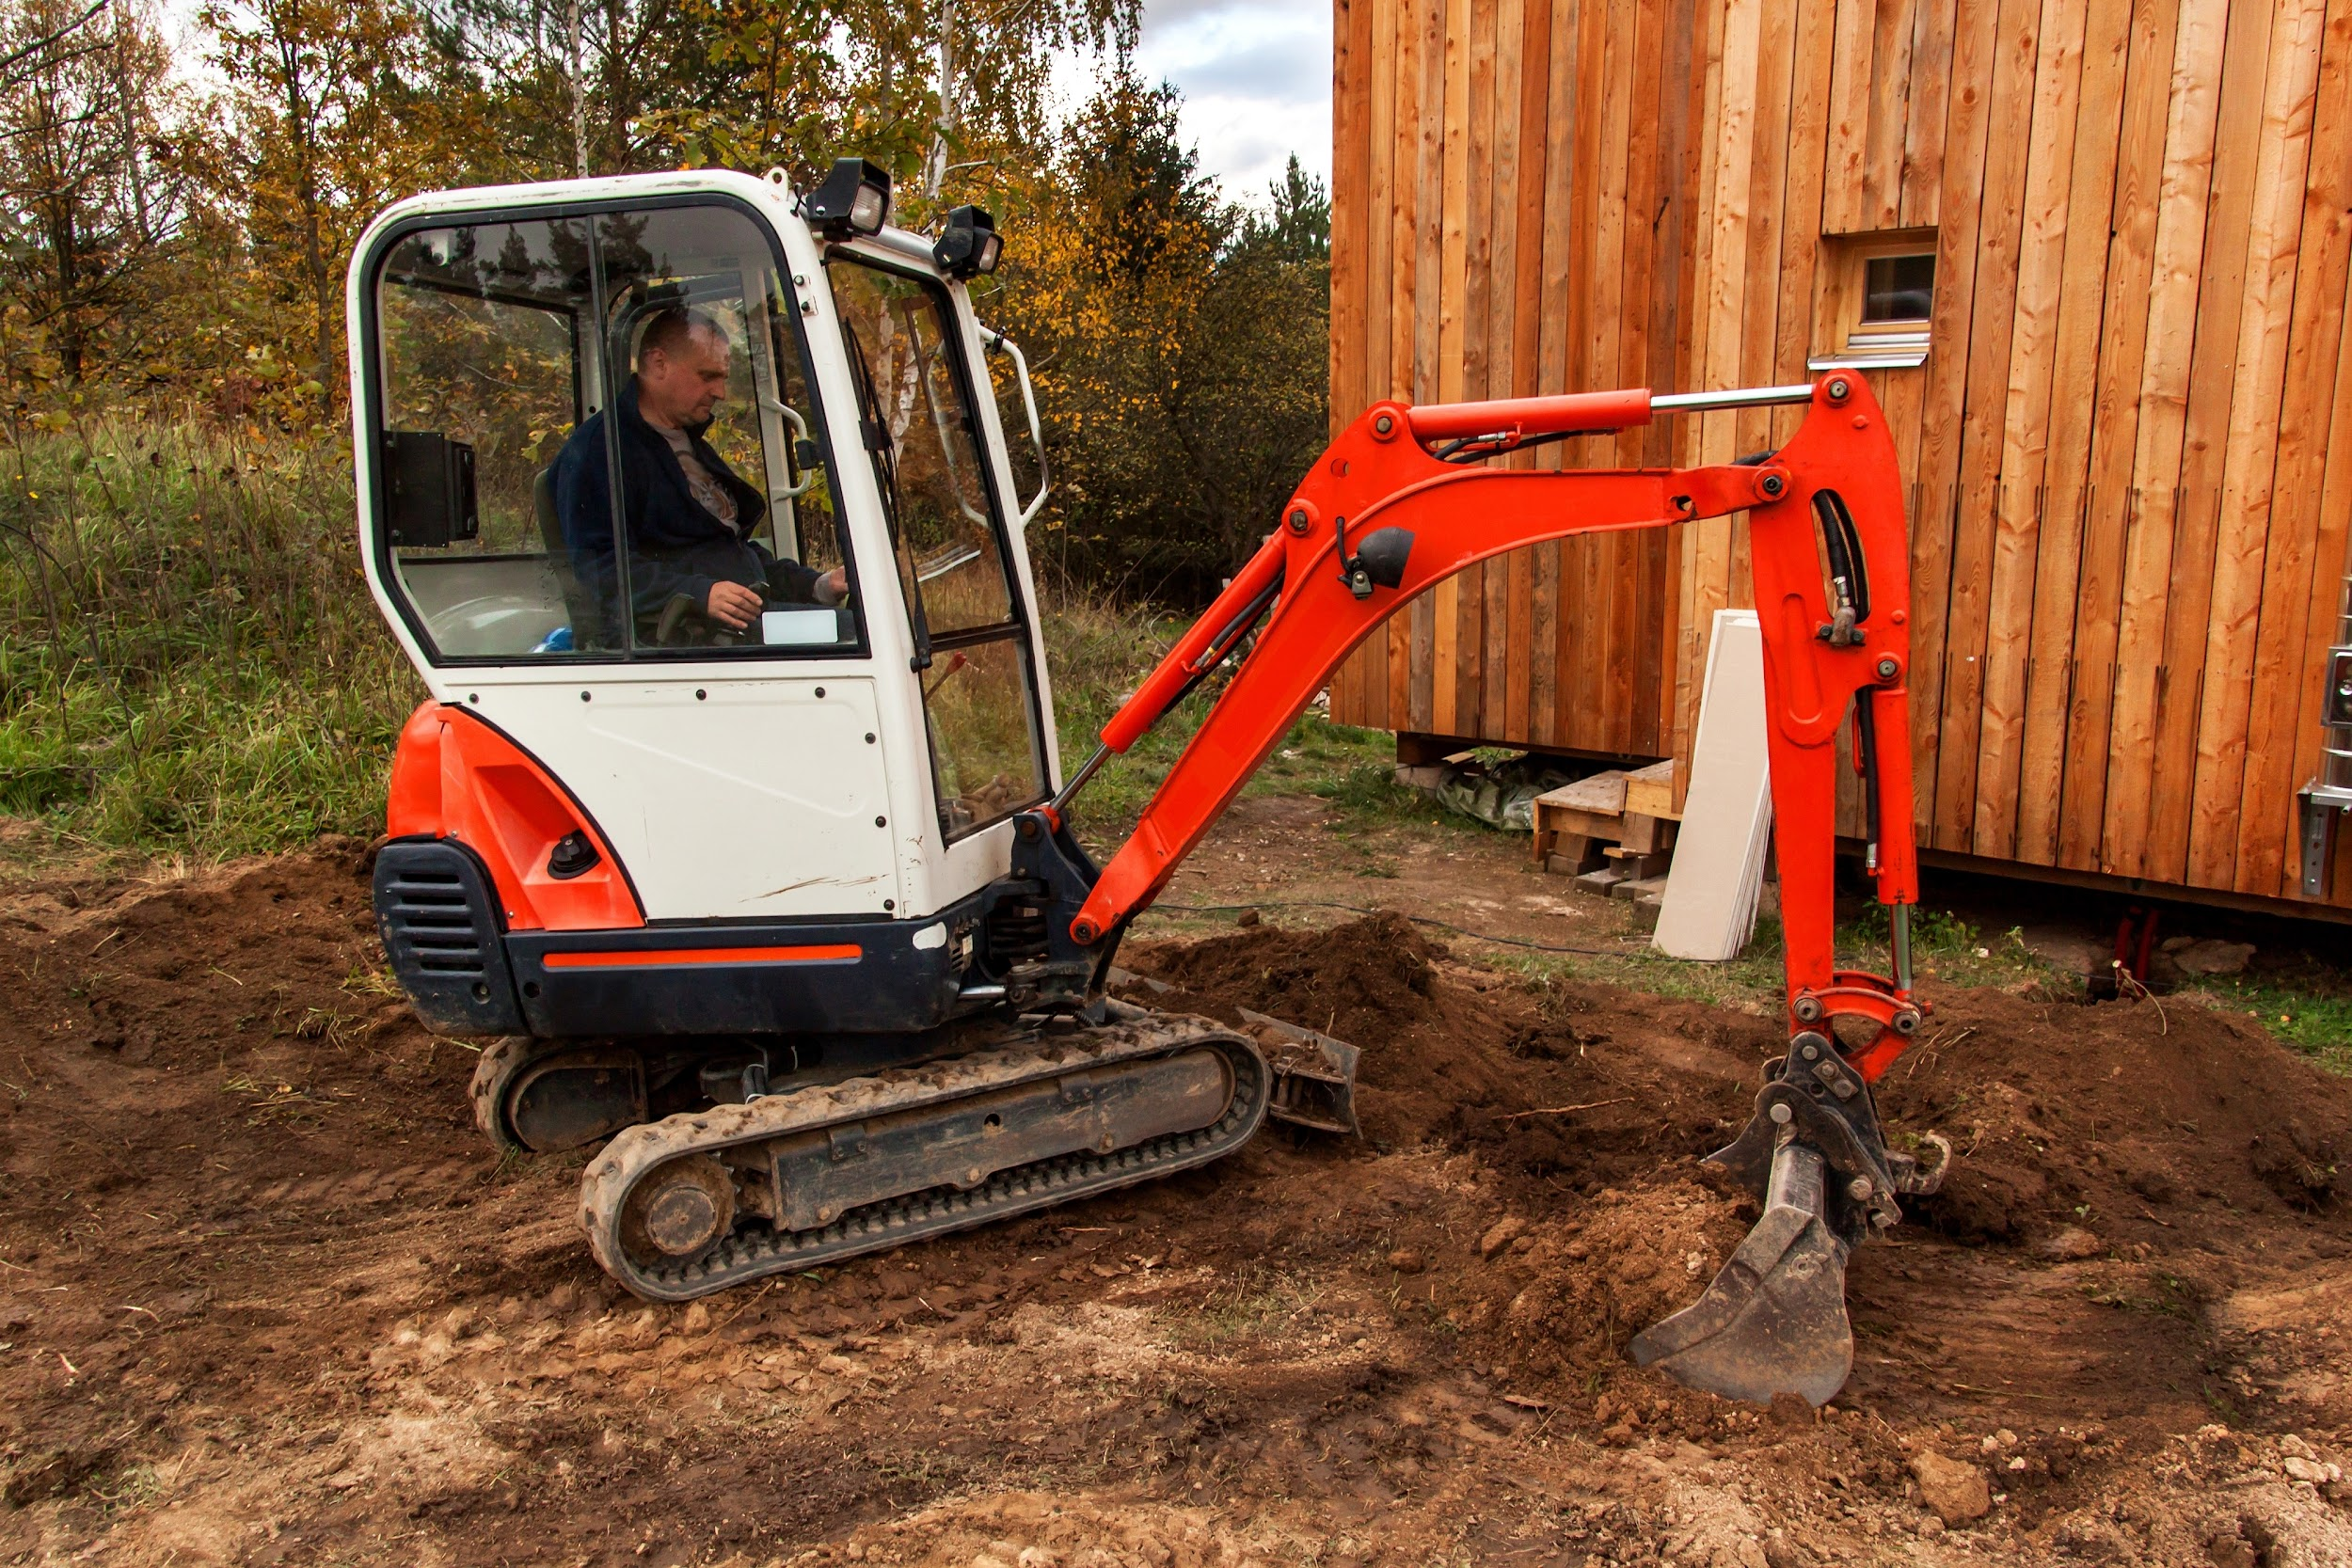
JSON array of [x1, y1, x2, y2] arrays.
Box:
[[349, 158, 1943, 1406]]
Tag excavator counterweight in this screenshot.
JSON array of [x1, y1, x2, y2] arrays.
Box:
[[348, 158, 1933, 1407]]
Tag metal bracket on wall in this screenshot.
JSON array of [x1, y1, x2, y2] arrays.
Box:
[[2298, 783, 2352, 897]]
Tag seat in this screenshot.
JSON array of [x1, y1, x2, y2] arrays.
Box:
[[535, 465, 604, 647]]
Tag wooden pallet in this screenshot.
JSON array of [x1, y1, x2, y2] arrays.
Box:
[[1533, 760, 1679, 889]]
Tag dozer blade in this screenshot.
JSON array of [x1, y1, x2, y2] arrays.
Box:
[[1236, 1006, 1360, 1135], [1627, 1141, 1852, 1406], [1106, 967, 1361, 1137]]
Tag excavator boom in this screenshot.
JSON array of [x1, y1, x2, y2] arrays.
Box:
[[1032, 371, 1935, 1404]]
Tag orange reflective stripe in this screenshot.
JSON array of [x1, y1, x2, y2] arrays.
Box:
[[541, 944, 861, 969]]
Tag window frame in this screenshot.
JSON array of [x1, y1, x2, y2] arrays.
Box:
[[1809, 228, 1938, 372], [824, 244, 1052, 842], [358, 191, 872, 668]]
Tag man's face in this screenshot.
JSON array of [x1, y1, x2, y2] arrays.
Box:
[[638, 325, 732, 429]]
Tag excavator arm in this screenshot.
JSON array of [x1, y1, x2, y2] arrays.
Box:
[[1011, 371, 1940, 1406]]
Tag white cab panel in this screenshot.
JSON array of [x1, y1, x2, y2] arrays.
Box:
[[466, 677, 901, 921]]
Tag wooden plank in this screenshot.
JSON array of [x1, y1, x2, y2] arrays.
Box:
[[1329, 0, 1369, 436], [1900, 0, 1956, 226], [2281, 183, 2352, 903], [2057, 0, 2181, 871], [2099, 0, 2232, 879], [1530, 0, 1581, 748], [1928, 0, 2042, 853], [1969, 0, 2090, 861], [1438, 0, 1472, 404], [1389, 0, 1425, 404], [1414, 0, 1449, 403], [1460, 0, 1499, 736], [1505, 0, 1550, 742], [1483, 0, 1522, 736], [2236, 0, 2352, 896], [1864, 0, 1919, 229], [1689, 0, 1761, 767], [1624, 758, 1680, 816], [1736, 0, 1801, 463], [2136, 0, 2276, 883], [1902, 0, 2000, 843], [1670, 0, 1734, 769], [1366, 0, 1398, 408], [1820, 0, 1879, 233], [2188, 0, 2328, 888], [2012, 0, 2133, 865], [1772, 0, 1840, 428]]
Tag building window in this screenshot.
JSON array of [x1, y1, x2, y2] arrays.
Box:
[[1812, 230, 1936, 370]]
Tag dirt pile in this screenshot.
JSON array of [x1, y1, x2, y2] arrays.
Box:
[[1124, 912, 1759, 1176], [1871, 987, 2352, 1249], [1470, 1175, 1752, 1381]]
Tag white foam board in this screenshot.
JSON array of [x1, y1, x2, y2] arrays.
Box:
[[1653, 610, 1773, 961]]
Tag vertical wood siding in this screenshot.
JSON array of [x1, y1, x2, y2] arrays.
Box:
[[1327, 0, 2352, 910]]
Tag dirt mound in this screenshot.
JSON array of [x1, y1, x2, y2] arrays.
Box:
[[1468, 1173, 1752, 1380], [1136, 909, 1446, 1040], [1124, 914, 1759, 1179], [1874, 987, 2352, 1249]]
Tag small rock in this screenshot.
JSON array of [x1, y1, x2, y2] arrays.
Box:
[[1478, 1215, 1526, 1259], [1911, 1451, 1992, 1526], [1234, 909, 1262, 927], [2283, 1455, 2331, 1484], [2034, 1227, 2103, 1261], [1017, 1550, 1062, 1568], [2171, 939, 2255, 976], [1734, 1541, 1769, 1568], [1768, 1391, 1813, 1430], [682, 1303, 711, 1333], [1386, 1249, 1425, 1274]]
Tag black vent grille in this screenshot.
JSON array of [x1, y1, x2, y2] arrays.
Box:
[[372, 839, 523, 1035], [380, 865, 488, 974]]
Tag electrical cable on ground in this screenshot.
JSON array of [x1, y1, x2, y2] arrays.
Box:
[[1142, 900, 1634, 958]]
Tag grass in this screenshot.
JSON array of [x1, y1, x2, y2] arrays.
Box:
[[0, 417, 415, 862]]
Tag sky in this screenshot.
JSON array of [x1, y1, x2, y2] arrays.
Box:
[[1057, 0, 1333, 208], [162, 0, 1333, 210]]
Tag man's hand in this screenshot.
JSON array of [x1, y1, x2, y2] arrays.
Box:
[[704, 579, 763, 629], [819, 566, 849, 604]]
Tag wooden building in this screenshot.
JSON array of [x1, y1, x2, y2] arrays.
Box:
[[1325, 0, 2352, 914]]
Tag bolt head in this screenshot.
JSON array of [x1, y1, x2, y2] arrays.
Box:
[[1828, 376, 1852, 401], [1760, 472, 1787, 498], [1770, 1102, 1794, 1125], [1373, 412, 1396, 436], [1847, 1177, 1874, 1200], [1877, 657, 1900, 680], [1286, 508, 1311, 535]]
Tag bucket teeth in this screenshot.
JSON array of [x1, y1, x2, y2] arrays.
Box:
[[1628, 1142, 1854, 1406]]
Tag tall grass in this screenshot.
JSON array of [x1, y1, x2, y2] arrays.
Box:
[[0, 420, 1399, 864], [0, 419, 418, 856]]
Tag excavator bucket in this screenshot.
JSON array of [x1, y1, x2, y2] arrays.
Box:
[[1627, 1141, 1852, 1406]]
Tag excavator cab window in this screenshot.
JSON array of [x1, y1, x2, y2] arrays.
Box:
[[367, 198, 863, 662], [373, 214, 596, 658], [593, 204, 861, 655], [829, 254, 1048, 838]]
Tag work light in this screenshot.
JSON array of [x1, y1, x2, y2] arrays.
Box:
[[804, 157, 892, 237], [933, 206, 1002, 278]]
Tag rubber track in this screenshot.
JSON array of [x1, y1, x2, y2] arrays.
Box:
[[578, 1010, 1269, 1303], [469, 1036, 541, 1155]]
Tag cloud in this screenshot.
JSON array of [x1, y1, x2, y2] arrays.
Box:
[[1053, 0, 1331, 206]]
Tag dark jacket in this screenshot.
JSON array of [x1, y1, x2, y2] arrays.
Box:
[[552, 381, 824, 638]]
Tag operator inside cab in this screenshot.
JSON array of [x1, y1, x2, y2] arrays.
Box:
[[553, 306, 847, 643]]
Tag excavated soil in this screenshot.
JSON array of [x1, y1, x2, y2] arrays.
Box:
[[2, 847, 2351, 1567]]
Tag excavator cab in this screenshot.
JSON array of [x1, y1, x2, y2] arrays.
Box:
[[352, 157, 1941, 1406], [354, 166, 1063, 1029]]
